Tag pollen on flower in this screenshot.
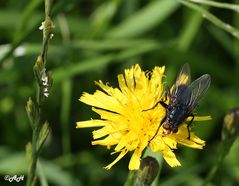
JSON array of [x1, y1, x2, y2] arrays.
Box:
[[76, 64, 211, 170]]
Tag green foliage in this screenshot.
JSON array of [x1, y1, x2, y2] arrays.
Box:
[[1, 0, 239, 185]]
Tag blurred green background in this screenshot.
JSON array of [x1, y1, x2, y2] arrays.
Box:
[[1, 0, 239, 185]]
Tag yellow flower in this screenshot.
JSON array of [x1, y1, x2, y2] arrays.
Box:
[[76, 64, 211, 170]]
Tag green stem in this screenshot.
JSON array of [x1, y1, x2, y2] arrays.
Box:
[[26, 0, 53, 185], [203, 138, 235, 186], [45, 0, 52, 17], [27, 128, 39, 186], [27, 89, 42, 186], [202, 154, 224, 186]]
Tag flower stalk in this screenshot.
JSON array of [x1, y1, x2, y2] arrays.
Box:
[[124, 156, 159, 186], [26, 0, 53, 185], [203, 108, 239, 186]]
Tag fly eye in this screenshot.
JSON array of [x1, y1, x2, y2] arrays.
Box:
[[163, 123, 170, 129]]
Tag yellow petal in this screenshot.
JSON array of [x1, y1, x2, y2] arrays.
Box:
[[133, 64, 148, 92], [190, 133, 206, 145], [76, 120, 107, 128], [150, 136, 167, 152], [92, 107, 121, 121], [176, 138, 205, 149], [80, 91, 123, 113], [95, 80, 126, 101], [115, 131, 138, 152], [117, 74, 127, 93], [163, 137, 177, 149], [92, 126, 113, 139], [150, 66, 165, 91], [194, 115, 212, 121], [125, 66, 135, 91], [163, 150, 181, 167], [129, 148, 142, 170], [92, 135, 119, 146], [104, 149, 128, 170]]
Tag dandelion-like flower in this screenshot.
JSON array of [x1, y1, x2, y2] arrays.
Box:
[[76, 64, 211, 170]]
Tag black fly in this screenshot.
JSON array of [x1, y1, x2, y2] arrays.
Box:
[[148, 64, 211, 141]]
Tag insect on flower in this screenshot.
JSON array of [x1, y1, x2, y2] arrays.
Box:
[[77, 64, 211, 169], [148, 63, 211, 141]]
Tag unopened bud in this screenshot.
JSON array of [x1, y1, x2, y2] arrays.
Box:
[[222, 107, 239, 140], [33, 56, 44, 84], [37, 121, 50, 152], [134, 156, 159, 186], [26, 98, 39, 129]]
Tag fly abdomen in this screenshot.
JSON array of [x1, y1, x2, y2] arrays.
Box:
[[166, 104, 189, 132]]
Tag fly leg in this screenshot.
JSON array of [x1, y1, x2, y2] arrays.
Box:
[[143, 86, 169, 111], [143, 87, 169, 142], [143, 100, 165, 111], [187, 114, 195, 139], [149, 115, 166, 142]]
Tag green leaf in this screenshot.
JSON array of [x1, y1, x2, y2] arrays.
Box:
[[40, 159, 82, 186], [0, 152, 27, 174], [0, 151, 81, 186]]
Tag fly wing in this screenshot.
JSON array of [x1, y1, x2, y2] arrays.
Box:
[[172, 64, 191, 99], [188, 74, 211, 111], [175, 63, 191, 87], [173, 85, 192, 106]]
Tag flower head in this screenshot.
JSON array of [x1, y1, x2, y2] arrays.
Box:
[[76, 64, 211, 170]]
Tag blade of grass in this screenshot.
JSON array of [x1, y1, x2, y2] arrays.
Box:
[[207, 25, 234, 55], [53, 40, 166, 82], [72, 39, 159, 51], [234, 0, 239, 71], [90, 0, 121, 37], [187, 0, 239, 13], [13, 0, 42, 43], [57, 12, 73, 167], [60, 79, 72, 156], [177, 10, 204, 51], [53, 55, 114, 83], [38, 161, 49, 186], [107, 0, 179, 38], [179, 0, 239, 40]]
